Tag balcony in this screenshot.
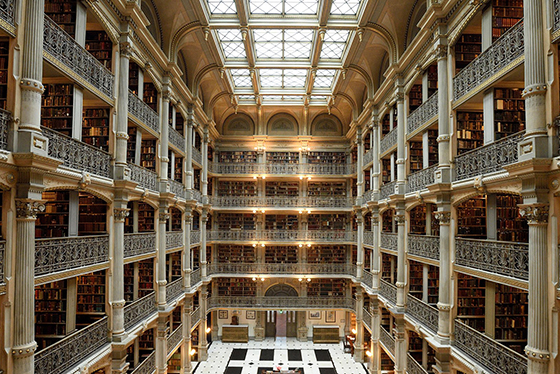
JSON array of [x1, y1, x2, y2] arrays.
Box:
[[407, 235, 439, 261], [0, 109, 10, 150], [364, 230, 373, 247], [34, 317, 109, 374], [406, 164, 437, 194], [208, 296, 356, 311], [406, 294, 438, 334], [191, 307, 201, 327], [166, 278, 184, 304], [362, 307, 373, 331], [35, 235, 109, 277], [453, 20, 524, 104], [128, 163, 159, 191], [166, 231, 183, 251], [379, 181, 396, 201], [167, 324, 183, 357], [208, 263, 355, 276], [380, 127, 397, 156], [363, 149, 374, 167], [0, 240, 4, 284], [0, 0, 15, 31], [192, 147, 203, 165], [380, 232, 397, 252], [207, 230, 356, 243], [190, 230, 201, 245], [169, 179, 186, 199], [455, 238, 528, 281], [124, 232, 157, 259], [169, 125, 185, 151], [453, 319, 527, 374], [407, 353, 429, 374], [554, 0, 560, 40], [188, 188, 202, 203], [379, 279, 397, 306], [128, 90, 160, 134], [43, 16, 114, 101], [190, 268, 201, 286], [407, 92, 438, 137], [43, 127, 112, 179], [210, 196, 353, 209], [209, 163, 356, 176], [363, 189, 373, 203], [362, 270, 373, 289], [131, 350, 155, 374], [380, 326, 395, 357], [124, 292, 157, 331]]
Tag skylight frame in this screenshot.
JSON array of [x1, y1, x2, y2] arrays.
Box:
[[320, 29, 351, 60], [259, 68, 308, 89], [249, 0, 319, 16], [329, 0, 363, 17], [253, 29, 314, 61], [216, 30, 247, 59], [206, 0, 238, 15]]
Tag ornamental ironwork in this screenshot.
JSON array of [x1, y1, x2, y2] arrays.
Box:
[[380, 233, 397, 252], [0, 240, 4, 283], [555, 0, 560, 37], [169, 125, 186, 151], [363, 307, 373, 331], [407, 92, 438, 136], [43, 127, 112, 178], [169, 179, 186, 199], [167, 324, 184, 355], [166, 278, 184, 304], [406, 294, 438, 334], [364, 230, 373, 247], [207, 296, 356, 311], [209, 163, 356, 176], [379, 279, 397, 306], [380, 326, 395, 356], [128, 163, 159, 191], [43, 16, 114, 99], [380, 181, 396, 200], [124, 292, 157, 331], [408, 235, 440, 261], [192, 147, 203, 165], [454, 131, 523, 181], [166, 231, 183, 250], [207, 230, 259, 241], [453, 319, 527, 374], [35, 235, 109, 276], [453, 20, 524, 102], [363, 149, 374, 167], [128, 90, 159, 134], [407, 164, 437, 193], [209, 196, 353, 209], [380, 127, 397, 155], [207, 263, 354, 276], [131, 350, 156, 374], [0, 0, 14, 27], [407, 353, 429, 374], [34, 317, 109, 374], [455, 238, 528, 280], [362, 270, 373, 289], [266, 163, 300, 174], [190, 230, 201, 245], [363, 189, 373, 203], [0, 109, 10, 150], [190, 268, 201, 286], [191, 307, 201, 326], [124, 232, 156, 258]]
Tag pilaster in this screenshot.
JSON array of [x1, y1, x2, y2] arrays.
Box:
[[115, 26, 132, 179], [158, 208, 169, 308], [112, 203, 130, 341], [395, 204, 406, 310]]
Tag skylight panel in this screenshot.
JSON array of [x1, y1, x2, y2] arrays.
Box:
[[310, 95, 329, 102], [314, 69, 336, 88], [249, 0, 318, 15], [260, 69, 284, 87], [238, 95, 256, 100], [259, 69, 307, 88], [254, 29, 313, 60], [330, 0, 362, 15], [250, 0, 283, 14], [230, 69, 253, 87], [207, 0, 237, 14], [283, 69, 307, 87], [217, 30, 246, 59], [321, 30, 350, 59], [284, 0, 319, 14]]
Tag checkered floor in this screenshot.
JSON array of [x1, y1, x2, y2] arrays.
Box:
[[193, 337, 368, 374]]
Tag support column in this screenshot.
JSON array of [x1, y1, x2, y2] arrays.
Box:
[[369, 300, 381, 373], [156, 316, 168, 374], [201, 126, 209, 200], [434, 205, 451, 345], [371, 113, 380, 196], [198, 286, 209, 360], [395, 82, 406, 194], [182, 297, 193, 374], [200, 210, 208, 278], [158, 208, 169, 308], [435, 34, 451, 183], [394, 317, 406, 374], [115, 29, 131, 179], [353, 289, 365, 362], [371, 208, 380, 289], [357, 125, 364, 199], [395, 206, 406, 310], [356, 210, 364, 279], [185, 108, 194, 190], [184, 210, 193, 289]]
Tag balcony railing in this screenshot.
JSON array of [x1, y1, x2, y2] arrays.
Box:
[[43, 16, 114, 100], [406, 294, 438, 334], [0, 240, 4, 283], [408, 235, 439, 261], [191, 307, 201, 326], [380, 232, 397, 252], [455, 238, 528, 281], [35, 317, 109, 374], [209, 163, 356, 176], [363, 149, 374, 167], [380, 181, 396, 200], [166, 231, 183, 250], [190, 230, 200, 245], [380, 326, 395, 356], [407, 92, 438, 137], [166, 278, 184, 304], [453, 20, 524, 103], [128, 163, 159, 191], [363, 307, 373, 331], [208, 263, 355, 276], [35, 235, 109, 276], [363, 189, 373, 203], [555, 0, 560, 38], [0, 109, 10, 150], [124, 232, 157, 258], [364, 230, 373, 247], [124, 292, 157, 331], [169, 125, 185, 151], [167, 324, 184, 356], [191, 268, 201, 286], [453, 319, 527, 374], [454, 131, 523, 181], [362, 270, 373, 289], [131, 350, 156, 374], [43, 127, 112, 179], [207, 230, 355, 243], [379, 279, 397, 306], [407, 353, 429, 374], [380, 127, 397, 155], [128, 90, 159, 134], [406, 164, 437, 193], [209, 196, 353, 209], [208, 296, 355, 311], [192, 147, 202, 165], [169, 179, 186, 199], [0, 0, 15, 28]]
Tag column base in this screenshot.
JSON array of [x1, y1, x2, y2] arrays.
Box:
[[198, 344, 208, 361], [17, 129, 49, 156], [353, 346, 365, 363], [255, 327, 265, 341], [297, 327, 308, 342]]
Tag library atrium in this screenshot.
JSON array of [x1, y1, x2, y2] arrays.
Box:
[[0, 0, 559, 373]]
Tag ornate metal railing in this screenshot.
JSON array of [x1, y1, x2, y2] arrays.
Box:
[[128, 90, 159, 134], [0, 240, 4, 283], [380, 181, 396, 200], [207, 230, 259, 241], [407, 353, 429, 374], [166, 278, 184, 304], [131, 350, 156, 374], [363, 149, 374, 166], [305, 196, 353, 208], [169, 125, 185, 151], [190, 268, 201, 286], [453, 20, 524, 102], [43, 16, 114, 99], [190, 230, 200, 245], [362, 270, 373, 289], [380, 326, 395, 356], [166, 231, 183, 250], [169, 179, 186, 199], [167, 324, 184, 355], [363, 189, 373, 203], [300, 163, 355, 175], [454, 131, 523, 181], [408, 235, 439, 261], [124, 292, 157, 331], [192, 147, 202, 165], [209, 196, 353, 209], [406, 294, 438, 334], [124, 232, 156, 258], [35, 317, 109, 374], [380, 127, 397, 155], [0, 0, 15, 27], [455, 238, 528, 280], [208, 296, 356, 311], [208, 263, 354, 276], [407, 92, 438, 136], [363, 308, 373, 331], [35, 235, 109, 276], [364, 230, 373, 247], [379, 279, 397, 306], [209, 163, 355, 176], [555, 0, 560, 37], [453, 319, 527, 374], [0, 109, 10, 150], [380, 233, 397, 252], [407, 164, 437, 193], [266, 163, 301, 174], [128, 163, 159, 191], [191, 307, 201, 326], [43, 127, 112, 178], [207, 230, 355, 242]]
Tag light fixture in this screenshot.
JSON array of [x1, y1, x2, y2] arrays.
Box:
[[299, 210, 303, 214], [253, 176, 258, 179], [307, 278, 311, 282], [307, 176, 311, 181], [299, 244, 303, 248], [190, 349, 197, 356], [206, 327, 211, 334], [252, 277, 257, 281], [307, 244, 311, 247], [261, 277, 265, 282], [351, 328, 357, 335], [299, 176, 303, 180], [307, 209, 311, 214], [252, 243, 257, 247], [261, 209, 266, 213], [366, 350, 372, 357], [253, 209, 257, 213], [298, 278, 303, 282], [261, 243, 265, 247]]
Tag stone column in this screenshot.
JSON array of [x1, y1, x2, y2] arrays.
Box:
[[434, 208, 451, 345], [356, 210, 364, 279], [353, 289, 364, 362], [112, 203, 129, 340], [371, 114, 380, 195], [395, 84, 406, 194], [369, 300, 381, 373], [114, 31, 131, 179], [160, 82, 171, 185], [184, 210, 193, 289], [198, 286, 209, 360], [395, 206, 406, 310], [435, 31, 451, 183], [201, 126, 209, 199], [200, 209, 208, 278], [156, 316, 168, 374], [371, 209, 380, 289], [157, 209, 169, 308], [182, 297, 193, 374], [356, 125, 364, 199], [185, 107, 194, 190], [394, 318, 406, 374]]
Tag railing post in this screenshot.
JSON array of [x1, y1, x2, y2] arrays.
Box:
[[369, 300, 381, 372]]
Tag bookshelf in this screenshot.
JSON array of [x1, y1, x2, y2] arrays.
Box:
[[364, 170, 371, 191], [492, 0, 523, 41], [176, 111, 184, 135], [85, 30, 112, 70], [409, 141, 423, 173], [266, 151, 299, 163], [495, 284, 527, 353], [140, 138, 157, 171], [307, 279, 346, 297], [381, 113, 390, 136], [216, 277, 257, 296], [138, 202, 155, 232], [381, 158, 391, 184], [380, 350, 394, 371], [217, 244, 256, 263], [409, 205, 426, 234], [364, 131, 371, 152], [494, 88, 525, 140], [264, 246, 298, 263], [427, 65, 438, 97], [208, 145, 214, 162], [167, 252, 182, 281], [217, 151, 258, 163], [496, 194, 528, 242], [427, 266, 439, 305], [194, 169, 201, 191], [143, 82, 158, 112], [138, 259, 154, 298], [172, 307, 181, 330], [45, 0, 77, 37], [168, 352, 181, 373], [431, 204, 440, 237], [194, 132, 202, 151], [192, 246, 199, 270], [129, 61, 140, 95], [0, 41, 8, 110], [265, 181, 299, 196], [217, 213, 256, 230], [457, 196, 486, 239], [457, 273, 485, 332], [382, 253, 396, 283], [456, 111, 484, 154], [427, 129, 438, 166], [192, 211, 200, 231], [42, 83, 74, 137], [139, 328, 155, 360], [455, 34, 481, 73], [307, 245, 346, 263], [308, 182, 346, 197], [82, 108, 110, 151], [78, 193, 107, 235], [35, 280, 67, 350], [393, 107, 398, 128], [409, 84, 423, 112], [76, 271, 106, 328], [408, 330, 423, 363], [408, 260, 424, 300], [382, 209, 394, 233], [36, 190, 69, 238], [169, 208, 182, 231], [351, 147, 357, 164], [124, 263, 134, 303], [217, 181, 257, 196], [265, 214, 298, 230], [308, 152, 346, 164], [308, 214, 347, 230], [174, 155, 183, 183], [126, 126, 137, 164]]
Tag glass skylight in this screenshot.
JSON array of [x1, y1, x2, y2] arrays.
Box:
[[249, 0, 318, 15], [230, 69, 253, 87], [260, 69, 307, 88], [330, 0, 362, 15], [217, 30, 246, 58], [253, 29, 314, 59], [207, 0, 237, 14], [321, 30, 350, 59], [314, 69, 336, 88], [264, 95, 304, 101]]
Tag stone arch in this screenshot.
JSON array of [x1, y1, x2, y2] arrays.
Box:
[[267, 113, 298, 136], [222, 113, 255, 136], [310, 114, 343, 136], [265, 283, 298, 297], [141, 0, 163, 47]]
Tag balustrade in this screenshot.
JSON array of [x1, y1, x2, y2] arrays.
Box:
[[128, 163, 159, 191], [0, 0, 14, 27], [380, 326, 395, 356], [190, 268, 201, 286], [453, 20, 524, 102], [406, 294, 438, 334], [363, 149, 374, 167], [169, 125, 186, 150], [453, 319, 527, 374], [210, 196, 352, 209], [207, 230, 355, 243], [43, 127, 112, 178], [169, 179, 186, 199], [124, 232, 157, 258], [208, 296, 355, 311], [454, 132, 523, 181], [188, 188, 202, 203], [406, 164, 437, 193], [0, 109, 9, 150], [362, 270, 373, 289], [131, 350, 156, 374], [408, 235, 439, 261], [167, 324, 184, 355], [363, 189, 373, 203], [379, 181, 396, 200], [379, 279, 397, 306], [362, 307, 373, 331], [407, 92, 438, 136], [35, 235, 109, 276], [455, 238, 528, 280], [380, 232, 397, 252], [380, 127, 397, 155], [0, 240, 4, 283], [190, 230, 201, 245], [192, 147, 202, 165], [166, 231, 183, 250], [407, 353, 429, 374], [208, 263, 355, 276], [191, 307, 201, 326], [555, 0, 560, 37], [209, 162, 355, 176], [166, 278, 184, 304], [363, 230, 373, 247], [128, 90, 159, 134], [124, 292, 157, 331]]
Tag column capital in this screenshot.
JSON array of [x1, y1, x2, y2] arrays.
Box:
[[433, 211, 451, 225], [434, 44, 448, 60], [519, 204, 549, 224], [119, 42, 132, 58], [15, 199, 45, 219], [394, 213, 406, 225], [114, 208, 130, 222], [159, 212, 170, 222]]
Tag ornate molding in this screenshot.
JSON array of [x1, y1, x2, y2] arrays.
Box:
[[433, 211, 451, 224], [519, 204, 549, 224], [159, 212, 170, 222], [114, 208, 130, 222], [16, 200, 45, 219]]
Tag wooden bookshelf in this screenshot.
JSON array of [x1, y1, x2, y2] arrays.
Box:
[[265, 181, 299, 196], [216, 277, 257, 296], [194, 132, 202, 151], [409, 141, 423, 173], [266, 151, 299, 163], [172, 155, 183, 183], [308, 181, 346, 197], [427, 65, 438, 97], [217, 244, 256, 263], [496, 194, 528, 242], [138, 202, 155, 232], [381, 113, 390, 136], [176, 111, 184, 135], [143, 82, 158, 112], [457, 196, 486, 239], [78, 193, 107, 235], [264, 246, 298, 263], [382, 253, 396, 283], [308, 151, 346, 164], [42, 83, 73, 137], [192, 211, 200, 231], [129, 61, 139, 95], [45, 0, 77, 37], [308, 214, 347, 230], [139, 328, 155, 360], [167, 252, 182, 281], [380, 349, 394, 371], [431, 204, 440, 237], [192, 246, 199, 270], [126, 126, 137, 164], [409, 205, 426, 234], [82, 107, 110, 151], [172, 307, 181, 330], [85, 30, 112, 70], [169, 208, 182, 231], [408, 330, 423, 363], [194, 169, 201, 191], [456, 111, 484, 155], [307, 245, 346, 263], [494, 88, 525, 140], [428, 129, 438, 166], [428, 266, 439, 305], [495, 284, 527, 353], [217, 181, 257, 196], [168, 352, 181, 373], [76, 271, 106, 328], [382, 209, 394, 233], [492, 0, 523, 41], [36, 190, 69, 238], [408, 260, 424, 300], [364, 131, 371, 152], [217, 213, 256, 230], [409, 84, 422, 112], [124, 263, 134, 303], [265, 214, 298, 230], [0, 41, 8, 110], [455, 34, 481, 73], [381, 158, 391, 184], [35, 280, 67, 350], [351, 147, 357, 164], [307, 279, 346, 297], [138, 259, 154, 298], [217, 151, 257, 163], [457, 273, 485, 332], [364, 170, 371, 191], [140, 138, 157, 171]]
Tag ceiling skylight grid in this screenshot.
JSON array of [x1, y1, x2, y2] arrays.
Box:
[[207, 0, 237, 14], [230, 69, 253, 87], [217, 30, 246, 58], [249, 0, 319, 15], [330, 0, 362, 15], [260, 69, 307, 88], [321, 30, 350, 59], [253, 29, 313, 60], [313, 69, 336, 88]]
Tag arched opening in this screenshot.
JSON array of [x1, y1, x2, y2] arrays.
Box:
[[265, 283, 298, 338]]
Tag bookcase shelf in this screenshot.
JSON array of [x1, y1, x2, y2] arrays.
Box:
[[381, 253, 396, 283], [307, 245, 346, 263], [267, 151, 299, 163], [174, 155, 183, 183], [457, 273, 485, 332], [129, 61, 139, 95], [35, 280, 67, 350], [381, 158, 391, 184], [494, 88, 525, 140], [139, 328, 155, 360], [143, 82, 158, 112], [36, 191, 69, 238], [168, 352, 181, 373], [216, 277, 257, 296], [217, 151, 257, 163], [409, 141, 423, 173], [140, 138, 157, 171], [138, 202, 155, 232], [0, 41, 8, 110], [126, 126, 137, 164], [176, 111, 184, 135], [169, 208, 182, 232], [455, 34, 481, 73], [307, 279, 346, 297], [457, 196, 486, 239], [496, 194, 528, 242], [82, 107, 110, 151], [428, 266, 439, 305], [45, 0, 77, 37], [217, 244, 256, 263], [308, 152, 346, 164], [78, 193, 107, 235], [492, 0, 522, 41], [85, 30, 112, 70], [265, 214, 298, 230], [408, 260, 424, 300], [266, 181, 299, 197], [409, 205, 427, 235], [138, 259, 154, 298], [308, 214, 347, 230], [427, 65, 438, 97], [217, 181, 257, 196], [409, 84, 422, 112], [408, 330, 423, 363], [265, 246, 298, 263], [382, 209, 394, 233], [495, 284, 527, 353], [42, 83, 73, 137], [457, 111, 484, 155], [76, 271, 106, 328], [381, 113, 390, 137], [427, 129, 438, 166], [217, 213, 256, 230], [308, 182, 346, 197], [167, 252, 182, 281], [124, 263, 134, 303]]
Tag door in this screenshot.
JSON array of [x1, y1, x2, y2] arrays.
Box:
[[265, 311, 276, 337], [286, 311, 297, 337], [276, 311, 287, 337]]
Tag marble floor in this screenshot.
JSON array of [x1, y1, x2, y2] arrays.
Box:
[[193, 337, 369, 374]]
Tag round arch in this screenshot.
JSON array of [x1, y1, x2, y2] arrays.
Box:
[[265, 283, 298, 297]]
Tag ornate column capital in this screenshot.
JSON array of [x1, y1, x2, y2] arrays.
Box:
[[433, 211, 451, 225], [519, 204, 549, 224], [159, 212, 170, 222], [114, 208, 130, 222], [119, 42, 132, 58], [15, 199, 45, 219], [434, 44, 448, 60], [394, 214, 405, 225]]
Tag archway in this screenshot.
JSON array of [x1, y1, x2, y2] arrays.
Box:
[[265, 284, 298, 338]]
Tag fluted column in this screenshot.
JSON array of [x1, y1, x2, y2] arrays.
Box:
[[356, 125, 364, 198], [184, 210, 193, 289], [182, 297, 193, 374], [201, 126, 209, 199], [394, 318, 406, 374], [356, 210, 364, 279], [111, 205, 129, 339], [434, 209, 451, 345], [435, 32, 451, 183], [160, 82, 171, 185], [115, 31, 131, 177], [395, 84, 405, 194], [369, 300, 381, 373], [395, 207, 406, 310], [371, 209, 380, 289], [185, 107, 194, 190], [353, 289, 365, 362], [200, 209, 208, 278], [157, 209, 169, 308], [156, 316, 168, 374], [198, 286, 209, 360], [371, 114, 380, 195]]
